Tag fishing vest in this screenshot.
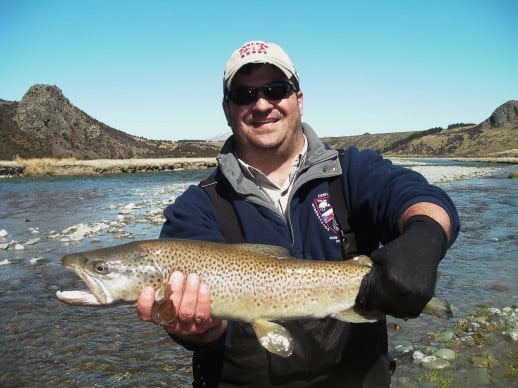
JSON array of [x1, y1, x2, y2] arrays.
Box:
[[199, 171, 358, 256]]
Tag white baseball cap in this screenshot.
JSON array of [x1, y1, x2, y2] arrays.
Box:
[[223, 41, 299, 91]]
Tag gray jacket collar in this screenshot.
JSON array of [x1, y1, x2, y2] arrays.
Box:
[[216, 123, 342, 212]]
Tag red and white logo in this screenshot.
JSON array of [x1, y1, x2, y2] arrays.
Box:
[[312, 194, 340, 235], [239, 41, 269, 58]]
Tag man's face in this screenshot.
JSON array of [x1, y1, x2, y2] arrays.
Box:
[[222, 64, 304, 159]]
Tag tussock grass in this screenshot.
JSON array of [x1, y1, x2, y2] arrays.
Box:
[[6, 156, 217, 176], [14, 156, 78, 176]]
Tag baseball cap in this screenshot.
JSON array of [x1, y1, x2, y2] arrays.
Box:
[[223, 41, 299, 91]]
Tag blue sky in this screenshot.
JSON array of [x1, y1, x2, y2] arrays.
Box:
[[1, 1, 517, 140]]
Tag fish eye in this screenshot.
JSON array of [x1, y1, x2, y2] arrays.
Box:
[[93, 261, 109, 274]]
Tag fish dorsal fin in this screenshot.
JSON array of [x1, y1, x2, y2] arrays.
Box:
[[235, 243, 292, 259], [252, 319, 294, 357]]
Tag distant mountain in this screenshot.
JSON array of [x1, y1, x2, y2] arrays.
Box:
[[0, 84, 221, 160], [0, 84, 516, 160], [208, 130, 233, 142], [322, 100, 518, 157]]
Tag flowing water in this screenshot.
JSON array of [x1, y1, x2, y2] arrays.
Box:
[[0, 161, 516, 387]]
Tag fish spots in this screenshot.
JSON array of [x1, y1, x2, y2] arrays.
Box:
[[65, 239, 371, 323]]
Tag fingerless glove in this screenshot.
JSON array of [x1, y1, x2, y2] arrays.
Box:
[[356, 214, 448, 319]]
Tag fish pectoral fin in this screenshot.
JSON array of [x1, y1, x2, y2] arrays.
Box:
[[252, 319, 294, 358], [151, 298, 177, 327], [351, 255, 373, 267], [332, 307, 383, 323]]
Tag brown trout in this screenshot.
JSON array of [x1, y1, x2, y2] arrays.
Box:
[[56, 239, 451, 357]]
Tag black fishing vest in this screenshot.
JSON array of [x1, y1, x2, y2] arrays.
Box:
[[199, 172, 358, 256]]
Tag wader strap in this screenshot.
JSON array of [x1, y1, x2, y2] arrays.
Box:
[[328, 152, 358, 258], [329, 175, 358, 257], [199, 176, 244, 243], [199, 152, 357, 257]]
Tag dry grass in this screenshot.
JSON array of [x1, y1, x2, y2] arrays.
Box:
[[14, 156, 78, 176], [6, 156, 217, 176]]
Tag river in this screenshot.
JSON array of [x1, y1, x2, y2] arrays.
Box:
[[0, 160, 516, 386]]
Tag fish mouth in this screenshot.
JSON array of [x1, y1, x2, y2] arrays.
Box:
[[56, 289, 104, 306], [56, 266, 114, 306]]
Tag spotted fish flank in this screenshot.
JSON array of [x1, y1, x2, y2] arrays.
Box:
[[56, 239, 452, 357]]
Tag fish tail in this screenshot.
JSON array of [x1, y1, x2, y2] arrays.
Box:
[[423, 297, 453, 319]]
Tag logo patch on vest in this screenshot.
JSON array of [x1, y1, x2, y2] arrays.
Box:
[[312, 193, 340, 235]]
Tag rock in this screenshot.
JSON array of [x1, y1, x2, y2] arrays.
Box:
[[421, 357, 451, 370], [29, 257, 44, 265], [502, 329, 518, 342], [460, 367, 491, 385], [490, 284, 509, 292], [413, 352, 451, 370], [412, 350, 426, 364], [488, 100, 518, 127], [25, 238, 41, 245], [459, 335, 476, 346], [422, 346, 437, 355], [434, 348, 456, 361], [392, 344, 414, 361], [434, 329, 454, 342], [470, 353, 497, 368], [387, 322, 400, 331], [467, 322, 481, 332]]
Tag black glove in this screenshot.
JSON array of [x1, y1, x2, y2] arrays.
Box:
[[356, 215, 448, 319]]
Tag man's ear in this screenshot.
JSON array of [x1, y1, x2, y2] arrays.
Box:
[[297, 90, 304, 117], [222, 100, 231, 127]]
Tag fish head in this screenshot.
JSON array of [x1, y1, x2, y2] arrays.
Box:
[[56, 243, 163, 306]]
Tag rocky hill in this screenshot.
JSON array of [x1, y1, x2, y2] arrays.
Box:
[[323, 100, 517, 157], [0, 84, 516, 160], [0, 84, 220, 160]]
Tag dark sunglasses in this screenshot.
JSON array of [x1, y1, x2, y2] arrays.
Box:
[[225, 81, 298, 105]]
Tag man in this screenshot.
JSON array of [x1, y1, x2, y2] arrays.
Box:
[[138, 41, 459, 387]]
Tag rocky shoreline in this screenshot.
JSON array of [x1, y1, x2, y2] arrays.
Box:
[[389, 305, 518, 387], [0, 156, 516, 178], [0, 157, 218, 177]]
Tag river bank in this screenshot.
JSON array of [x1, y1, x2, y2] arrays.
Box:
[[0, 156, 516, 178], [0, 157, 218, 177]]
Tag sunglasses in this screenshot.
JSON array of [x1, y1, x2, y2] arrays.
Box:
[[225, 81, 298, 105]]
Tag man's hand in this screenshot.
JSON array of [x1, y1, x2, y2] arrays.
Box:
[[356, 215, 448, 319], [137, 271, 227, 343]]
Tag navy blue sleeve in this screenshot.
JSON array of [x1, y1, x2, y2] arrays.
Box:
[[159, 184, 226, 243], [342, 147, 459, 245]]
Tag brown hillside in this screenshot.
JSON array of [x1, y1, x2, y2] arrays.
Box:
[[0, 84, 220, 160], [388, 100, 517, 156]]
